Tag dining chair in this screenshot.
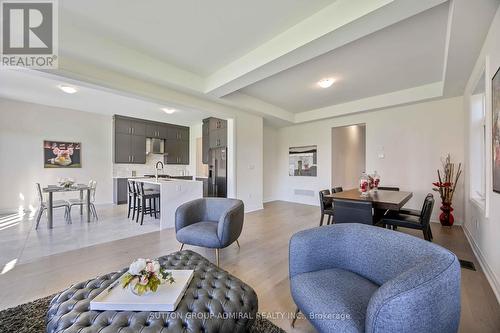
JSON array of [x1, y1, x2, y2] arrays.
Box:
[[319, 190, 334, 226], [378, 186, 400, 191], [331, 186, 343, 193], [381, 194, 435, 241], [399, 193, 434, 216], [135, 181, 160, 225], [332, 199, 374, 225], [35, 183, 70, 229], [68, 180, 98, 220]]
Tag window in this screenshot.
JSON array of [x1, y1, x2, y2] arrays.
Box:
[[470, 72, 486, 209]]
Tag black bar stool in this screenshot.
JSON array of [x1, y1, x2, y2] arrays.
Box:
[[135, 182, 160, 225]]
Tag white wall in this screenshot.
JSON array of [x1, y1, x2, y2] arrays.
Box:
[[0, 98, 113, 211], [263, 125, 279, 202], [235, 112, 264, 212], [463, 6, 500, 302], [267, 97, 465, 224]]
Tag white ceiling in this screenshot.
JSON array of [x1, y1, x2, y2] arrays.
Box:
[[60, 0, 335, 76], [239, 3, 449, 113], [0, 69, 210, 126]]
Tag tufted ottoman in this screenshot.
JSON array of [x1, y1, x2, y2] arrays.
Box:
[[46, 250, 258, 333]]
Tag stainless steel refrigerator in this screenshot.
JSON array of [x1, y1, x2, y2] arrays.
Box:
[[208, 147, 227, 197]]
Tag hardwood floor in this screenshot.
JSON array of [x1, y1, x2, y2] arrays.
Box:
[[0, 201, 499, 332]]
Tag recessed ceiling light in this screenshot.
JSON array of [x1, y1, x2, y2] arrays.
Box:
[[161, 108, 176, 114], [317, 78, 335, 88], [58, 85, 78, 94]]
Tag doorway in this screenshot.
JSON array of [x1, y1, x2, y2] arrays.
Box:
[[331, 124, 366, 189]]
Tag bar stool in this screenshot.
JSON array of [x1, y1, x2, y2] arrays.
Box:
[[319, 189, 334, 226], [135, 182, 160, 225], [127, 180, 137, 220]]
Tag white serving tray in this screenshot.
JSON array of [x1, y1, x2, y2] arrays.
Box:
[[90, 270, 194, 312]]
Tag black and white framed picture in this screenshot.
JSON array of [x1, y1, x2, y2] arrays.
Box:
[[44, 141, 81, 168], [493, 66, 500, 193], [289, 145, 317, 177]]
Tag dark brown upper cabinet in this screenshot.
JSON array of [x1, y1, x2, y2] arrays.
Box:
[[202, 117, 227, 164], [113, 115, 189, 165]]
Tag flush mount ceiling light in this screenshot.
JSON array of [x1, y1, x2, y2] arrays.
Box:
[[317, 78, 335, 88], [58, 85, 78, 94], [161, 107, 176, 114]]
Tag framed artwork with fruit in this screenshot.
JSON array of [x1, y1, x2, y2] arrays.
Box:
[[44, 140, 81, 168]]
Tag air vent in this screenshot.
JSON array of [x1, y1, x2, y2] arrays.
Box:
[[294, 189, 315, 197]]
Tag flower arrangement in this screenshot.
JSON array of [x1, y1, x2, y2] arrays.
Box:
[[121, 258, 175, 296], [58, 178, 75, 188], [432, 154, 462, 226]]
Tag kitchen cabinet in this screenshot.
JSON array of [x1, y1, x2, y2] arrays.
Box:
[[165, 139, 189, 165], [202, 117, 227, 162], [113, 178, 129, 204], [115, 117, 146, 136], [202, 119, 210, 164], [146, 124, 167, 139], [167, 125, 189, 141], [114, 115, 188, 165], [114, 131, 146, 164]]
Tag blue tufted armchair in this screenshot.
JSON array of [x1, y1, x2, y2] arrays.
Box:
[[289, 223, 461, 333], [175, 198, 244, 267]]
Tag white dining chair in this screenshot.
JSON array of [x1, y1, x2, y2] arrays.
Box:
[[68, 180, 98, 220], [35, 183, 71, 229]]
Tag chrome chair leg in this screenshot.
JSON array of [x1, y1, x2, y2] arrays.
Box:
[[35, 208, 43, 229], [215, 248, 220, 267], [179, 243, 184, 251], [236, 240, 240, 248]]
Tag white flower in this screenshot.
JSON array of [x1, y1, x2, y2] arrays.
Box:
[[152, 261, 160, 273], [128, 258, 147, 276]]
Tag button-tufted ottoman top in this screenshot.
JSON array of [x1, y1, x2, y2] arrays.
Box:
[[46, 250, 258, 333]]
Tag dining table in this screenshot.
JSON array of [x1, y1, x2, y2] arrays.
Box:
[[42, 185, 91, 229], [325, 188, 413, 211]]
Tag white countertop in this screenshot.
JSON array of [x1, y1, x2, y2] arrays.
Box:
[[135, 178, 201, 185]]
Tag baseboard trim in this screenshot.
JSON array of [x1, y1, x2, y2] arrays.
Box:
[[462, 224, 500, 305]]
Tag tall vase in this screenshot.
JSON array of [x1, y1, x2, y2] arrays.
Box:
[[439, 203, 454, 226]]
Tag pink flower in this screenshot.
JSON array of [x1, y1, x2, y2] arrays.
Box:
[[146, 262, 155, 273]]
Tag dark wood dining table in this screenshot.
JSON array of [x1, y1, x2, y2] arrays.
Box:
[[42, 185, 91, 228], [325, 188, 413, 211]]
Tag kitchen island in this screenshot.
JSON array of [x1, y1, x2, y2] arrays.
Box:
[[136, 178, 203, 229]]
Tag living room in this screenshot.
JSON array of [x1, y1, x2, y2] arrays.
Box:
[[0, 1, 500, 332]]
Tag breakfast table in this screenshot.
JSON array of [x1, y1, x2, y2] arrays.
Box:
[[42, 185, 91, 228]]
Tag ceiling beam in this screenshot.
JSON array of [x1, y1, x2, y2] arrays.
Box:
[[205, 0, 448, 98], [294, 82, 444, 123]]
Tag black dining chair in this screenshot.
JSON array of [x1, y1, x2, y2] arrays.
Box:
[[381, 194, 435, 241], [319, 190, 334, 226], [331, 186, 343, 193], [333, 199, 374, 225], [378, 186, 399, 191]]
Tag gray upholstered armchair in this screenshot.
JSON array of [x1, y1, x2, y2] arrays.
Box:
[[175, 198, 244, 266], [289, 223, 461, 333]]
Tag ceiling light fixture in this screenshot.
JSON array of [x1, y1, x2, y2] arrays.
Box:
[[58, 85, 78, 94], [317, 78, 335, 88], [161, 108, 176, 114]]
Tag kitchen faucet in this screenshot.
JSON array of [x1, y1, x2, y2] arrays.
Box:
[[155, 161, 164, 182]]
